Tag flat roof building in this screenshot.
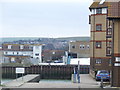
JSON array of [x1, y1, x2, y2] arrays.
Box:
[[2, 44, 43, 64], [69, 41, 90, 58]]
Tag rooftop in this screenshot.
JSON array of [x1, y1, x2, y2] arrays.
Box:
[[90, 0, 120, 18]]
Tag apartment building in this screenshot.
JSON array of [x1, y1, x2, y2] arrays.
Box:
[[42, 50, 65, 62], [2, 44, 42, 64], [69, 41, 90, 58], [89, 0, 120, 87]]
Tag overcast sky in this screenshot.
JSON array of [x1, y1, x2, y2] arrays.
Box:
[[0, 0, 93, 38]]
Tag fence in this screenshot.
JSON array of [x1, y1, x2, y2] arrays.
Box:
[[2, 65, 89, 79]]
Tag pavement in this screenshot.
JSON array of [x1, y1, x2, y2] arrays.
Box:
[[1, 74, 117, 89], [2, 74, 39, 87], [12, 74, 100, 88]]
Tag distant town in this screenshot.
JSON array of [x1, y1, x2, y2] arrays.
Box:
[[0, 37, 90, 64]]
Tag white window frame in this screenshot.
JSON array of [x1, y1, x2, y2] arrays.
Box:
[[96, 59, 102, 64], [87, 45, 90, 49], [20, 45, 24, 49], [80, 45, 85, 49], [8, 45, 12, 49]]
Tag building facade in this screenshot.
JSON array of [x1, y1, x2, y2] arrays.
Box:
[[0, 47, 3, 64], [69, 41, 90, 58], [2, 44, 42, 64], [89, 0, 120, 87], [42, 50, 65, 62]]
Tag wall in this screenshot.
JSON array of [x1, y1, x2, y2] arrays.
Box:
[[2, 65, 90, 79]]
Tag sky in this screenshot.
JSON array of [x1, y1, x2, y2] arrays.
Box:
[[0, 0, 93, 38]]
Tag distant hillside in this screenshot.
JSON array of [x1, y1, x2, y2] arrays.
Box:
[[56, 37, 90, 41], [1, 37, 90, 42], [1, 37, 47, 42]]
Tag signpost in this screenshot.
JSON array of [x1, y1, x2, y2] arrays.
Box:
[[16, 68, 25, 81]]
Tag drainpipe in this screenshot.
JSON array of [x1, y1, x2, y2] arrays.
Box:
[[93, 9, 96, 74], [111, 19, 114, 87]]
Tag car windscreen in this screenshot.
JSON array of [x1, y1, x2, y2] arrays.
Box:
[[100, 71, 109, 74]]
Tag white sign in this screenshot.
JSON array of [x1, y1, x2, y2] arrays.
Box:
[[116, 57, 120, 62], [114, 63, 120, 67], [16, 68, 25, 74]]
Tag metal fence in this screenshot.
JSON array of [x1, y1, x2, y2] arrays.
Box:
[[2, 65, 89, 79]]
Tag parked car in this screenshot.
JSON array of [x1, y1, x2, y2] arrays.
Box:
[[54, 60, 63, 63], [96, 70, 110, 81], [46, 60, 52, 63]]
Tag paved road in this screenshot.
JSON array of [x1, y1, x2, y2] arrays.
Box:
[[19, 74, 100, 88]]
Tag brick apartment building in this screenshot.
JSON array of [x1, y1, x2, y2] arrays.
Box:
[[89, 0, 120, 87], [2, 44, 42, 64], [69, 41, 90, 58]]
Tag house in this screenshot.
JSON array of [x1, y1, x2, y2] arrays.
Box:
[[2, 44, 43, 64]]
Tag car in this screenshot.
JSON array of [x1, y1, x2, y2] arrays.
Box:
[[96, 70, 110, 81], [54, 60, 63, 63], [46, 60, 52, 63]]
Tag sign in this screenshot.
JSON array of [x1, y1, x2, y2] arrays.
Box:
[[16, 68, 25, 74]]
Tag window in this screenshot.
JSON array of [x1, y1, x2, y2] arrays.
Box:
[[87, 45, 90, 49], [80, 45, 85, 49], [35, 53, 39, 56], [20, 45, 24, 49], [96, 8, 102, 14], [96, 42, 102, 48], [72, 45, 75, 49], [4, 52, 8, 55], [83, 45, 85, 48], [107, 41, 112, 47], [106, 47, 112, 55], [8, 45, 12, 49], [96, 24, 102, 31], [99, 0, 105, 4], [36, 57, 39, 59], [107, 28, 112, 35], [96, 59, 102, 64], [29, 45, 33, 49], [109, 59, 112, 65]]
